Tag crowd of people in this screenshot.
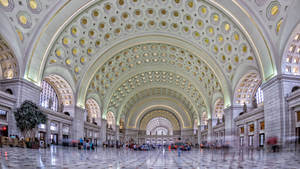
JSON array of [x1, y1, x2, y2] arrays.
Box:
[[77, 138, 95, 150]]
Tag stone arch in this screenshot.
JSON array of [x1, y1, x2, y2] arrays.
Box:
[[43, 74, 75, 116], [43, 65, 76, 94], [119, 87, 196, 129], [201, 111, 208, 127], [278, 0, 300, 74], [25, 0, 276, 86], [0, 35, 19, 79], [23, 0, 279, 110], [106, 111, 116, 131], [85, 92, 103, 114], [78, 38, 230, 110], [291, 86, 300, 93], [281, 23, 300, 75], [85, 98, 101, 125], [145, 117, 174, 136], [103, 69, 207, 123], [212, 99, 224, 126], [138, 109, 181, 132], [233, 71, 261, 106], [0, 13, 23, 77]]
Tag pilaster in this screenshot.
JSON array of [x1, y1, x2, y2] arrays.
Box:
[[58, 122, 63, 145], [116, 125, 120, 141], [224, 105, 242, 146], [71, 106, 84, 140], [207, 119, 212, 143], [197, 125, 201, 145], [46, 120, 51, 145], [261, 74, 300, 143], [100, 119, 107, 143]]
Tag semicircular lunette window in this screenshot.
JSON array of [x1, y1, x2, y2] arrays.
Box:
[[107, 111, 115, 130], [85, 98, 101, 124], [44, 74, 74, 107], [234, 72, 261, 105], [213, 99, 224, 126], [284, 32, 300, 75], [0, 35, 18, 80], [146, 117, 173, 136], [39, 80, 59, 111]]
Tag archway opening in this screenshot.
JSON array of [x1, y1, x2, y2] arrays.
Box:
[[85, 98, 101, 125]]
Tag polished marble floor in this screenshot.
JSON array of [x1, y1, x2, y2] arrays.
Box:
[[0, 146, 300, 169]]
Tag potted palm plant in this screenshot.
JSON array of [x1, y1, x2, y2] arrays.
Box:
[[14, 100, 47, 149]]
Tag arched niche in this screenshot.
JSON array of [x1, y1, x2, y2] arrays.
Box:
[[42, 74, 75, 116]]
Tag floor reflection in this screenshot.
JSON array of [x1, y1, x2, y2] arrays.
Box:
[[0, 146, 299, 169]]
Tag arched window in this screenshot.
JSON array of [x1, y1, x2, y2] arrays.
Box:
[[255, 87, 264, 104], [39, 80, 59, 111], [193, 119, 198, 135], [85, 98, 100, 124], [0, 36, 18, 80], [214, 99, 224, 124], [283, 24, 300, 75], [146, 117, 173, 136], [234, 72, 261, 105], [106, 111, 115, 130]]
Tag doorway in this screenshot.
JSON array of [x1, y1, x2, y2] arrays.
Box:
[[296, 127, 300, 144], [259, 133, 265, 147], [240, 136, 244, 147], [51, 133, 58, 145]]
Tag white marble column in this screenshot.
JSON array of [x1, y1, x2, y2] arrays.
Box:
[[244, 124, 248, 147], [46, 120, 51, 145], [207, 119, 212, 143], [71, 106, 85, 140], [254, 120, 259, 148], [197, 125, 201, 146], [100, 119, 107, 143], [224, 105, 242, 147], [116, 125, 120, 141], [58, 122, 63, 145]]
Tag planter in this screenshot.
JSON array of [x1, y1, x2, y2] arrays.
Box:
[[32, 142, 40, 149], [26, 141, 32, 148]]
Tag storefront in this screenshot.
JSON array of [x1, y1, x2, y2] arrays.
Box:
[[50, 122, 59, 144], [259, 121, 265, 147]]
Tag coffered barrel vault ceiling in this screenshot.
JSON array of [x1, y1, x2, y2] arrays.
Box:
[[42, 0, 261, 126], [3, 0, 296, 128]]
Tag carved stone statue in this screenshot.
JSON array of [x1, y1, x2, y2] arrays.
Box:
[[252, 97, 258, 108], [59, 102, 64, 112], [243, 102, 247, 113], [48, 98, 53, 109]]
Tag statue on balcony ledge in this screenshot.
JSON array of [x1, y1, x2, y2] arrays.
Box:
[[252, 97, 258, 109], [59, 103, 64, 112], [243, 102, 247, 113], [48, 98, 53, 109]]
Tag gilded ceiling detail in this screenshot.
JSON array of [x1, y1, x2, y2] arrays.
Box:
[[0, 0, 60, 43], [45, 0, 258, 85], [283, 26, 300, 75], [238, 0, 292, 37], [87, 44, 217, 115], [139, 110, 180, 131], [0, 35, 18, 79]]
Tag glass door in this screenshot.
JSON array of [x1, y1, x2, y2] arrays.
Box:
[[259, 134, 265, 147]]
